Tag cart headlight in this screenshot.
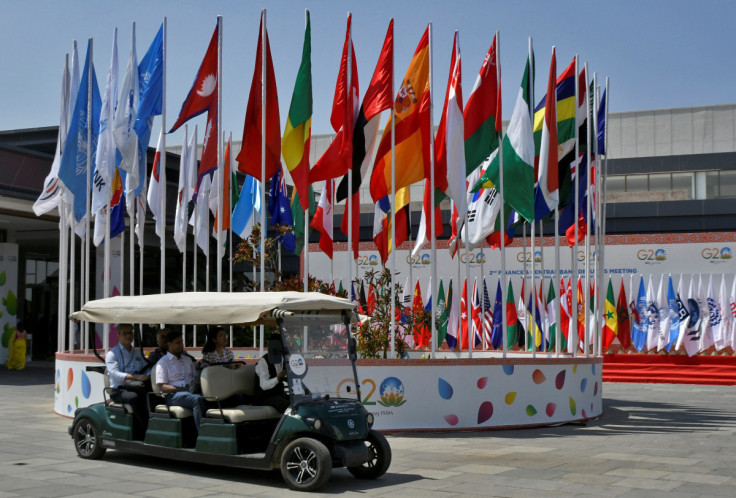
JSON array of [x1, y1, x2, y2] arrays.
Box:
[[366, 413, 374, 427], [313, 418, 322, 430]]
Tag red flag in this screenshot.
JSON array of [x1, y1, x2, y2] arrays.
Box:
[[460, 278, 469, 350], [309, 14, 359, 183], [310, 180, 334, 259], [367, 283, 377, 315], [169, 25, 218, 133], [412, 280, 426, 348], [560, 277, 570, 342], [237, 15, 281, 182], [448, 202, 459, 259], [617, 278, 632, 350]]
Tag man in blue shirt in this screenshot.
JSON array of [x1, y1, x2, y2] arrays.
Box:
[[105, 323, 151, 437]]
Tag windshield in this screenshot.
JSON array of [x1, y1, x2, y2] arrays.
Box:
[[279, 314, 359, 402]]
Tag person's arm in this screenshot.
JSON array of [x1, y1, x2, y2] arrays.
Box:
[[156, 358, 182, 393], [255, 358, 281, 391], [106, 349, 146, 386]]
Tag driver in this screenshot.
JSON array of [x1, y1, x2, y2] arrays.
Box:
[[254, 335, 290, 412], [105, 323, 151, 437]]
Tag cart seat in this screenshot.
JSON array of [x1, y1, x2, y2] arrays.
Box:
[[150, 364, 194, 419], [201, 364, 281, 422], [103, 371, 134, 414]]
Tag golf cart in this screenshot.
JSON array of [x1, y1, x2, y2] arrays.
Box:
[[67, 292, 390, 492]]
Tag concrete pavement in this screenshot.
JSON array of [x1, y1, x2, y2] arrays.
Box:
[[1, 363, 735, 497]]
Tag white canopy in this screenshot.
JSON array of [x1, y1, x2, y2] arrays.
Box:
[[70, 292, 357, 325]]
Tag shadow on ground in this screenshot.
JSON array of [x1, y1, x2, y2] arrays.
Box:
[[103, 451, 420, 493], [0, 363, 55, 386]]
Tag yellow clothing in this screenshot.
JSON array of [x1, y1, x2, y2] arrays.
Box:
[[6, 331, 26, 370]]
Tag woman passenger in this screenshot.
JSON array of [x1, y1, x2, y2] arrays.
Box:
[[201, 327, 239, 368]]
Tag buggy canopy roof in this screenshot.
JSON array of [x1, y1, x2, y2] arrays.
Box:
[[70, 291, 357, 325]]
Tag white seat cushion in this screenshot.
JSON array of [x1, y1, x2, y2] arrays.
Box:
[[206, 404, 280, 423], [108, 402, 134, 414], [155, 404, 193, 418]]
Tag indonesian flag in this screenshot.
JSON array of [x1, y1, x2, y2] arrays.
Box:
[[310, 13, 359, 183], [238, 13, 281, 183], [536, 47, 559, 218], [146, 130, 164, 240], [412, 179, 443, 257], [310, 180, 334, 259], [434, 31, 466, 220]]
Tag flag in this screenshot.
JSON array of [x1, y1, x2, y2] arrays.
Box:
[[372, 196, 391, 265], [464, 33, 501, 176], [351, 282, 358, 307], [728, 277, 736, 351], [470, 278, 482, 348], [268, 165, 296, 253], [58, 40, 102, 224], [644, 276, 659, 351], [708, 274, 725, 350], [462, 152, 502, 249], [506, 280, 521, 348], [281, 12, 312, 211], [310, 180, 334, 259], [359, 281, 368, 315], [210, 138, 234, 237], [437, 279, 448, 347], [602, 278, 618, 350], [446, 279, 459, 349], [174, 127, 197, 253], [631, 276, 648, 351], [448, 201, 459, 258], [546, 279, 560, 352], [560, 277, 571, 350], [368, 283, 377, 316], [529, 288, 543, 351], [534, 48, 559, 220], [576, 278, 586, 351], [616, 278, 631, 350], [34, 50, 73, 216], [113, 34, 140, 190], [482, 279, 493, 349], [517, 280, 530, 349], [412, 279, 427, 348], [146, 131, 164, 240], [412, 179, 444, 256], [108, 167, 126, 240], [677, 277, 701, 356], [696, 275, 714, 353], [310, 14, 359, 183], [231, 175, 260, 240], [490, 279, 503, 349], [719, 275, 733, 352], [135, 24, 164, 139], [537, 282, 547, 350], [92, 29, 119, 218], [290, 186, 316, 256], [422, 278, 433, 348], [238, 15, 281, 182], [370, 27, 430, 202], [597, 88, 606, 155], [460, 278, 468, 350], [434, 31, 466, 220], [665, 275, 680, 352], [190, 174, 210, 255], [674, 276, 690, 352], [472, 53, 535, 223], [335, 20, 393, 204]]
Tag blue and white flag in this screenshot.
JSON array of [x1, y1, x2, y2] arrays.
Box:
[[708, 274, 725, 350], [656, 276, 670, 351], [664, 275, 680, 352], [268, 165, 296, 253], [631, 276, 648, 351], [135, 24, 164, 138], [490, 279, 503, 349], [58, 39, 102, 224], [645, 276, 660, 351], [673, 275, 689, 352], [231, 175, 260, 239]]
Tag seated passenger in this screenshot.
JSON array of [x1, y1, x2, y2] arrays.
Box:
[[201, 327, 238, 367], [146, 327, 170, 367], [105, 324, 151, 436], [156, 330, 207, 432], [254, 335, 290, 413]]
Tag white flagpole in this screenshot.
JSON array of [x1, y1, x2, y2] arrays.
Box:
[[480, 248, 485, 350], [593, 75, 601, 356], [554, 46, 561, 357], [182, 125, 188, 347], [429, 23, 437, 357], [229, 132, 234, 348], [259, 9, 267, 353], [539, 219, 545, 350], [69, 213, 76, 350], [102, 29, 114, 351], [584, 61, 591, 358], [522, 223, 528, 351], [59, 54, 70, 352], [303, 10, 309, 310], [216, 15, 224, 293], [84, 37, 94, 354], [389, 23, 396, 356], [498, 31, 508, 358], [572, 54, 580, 357], [129, 23, 136, 302], [602, 76, 610, 352], [346, 12, 354, 315], [160, 17, 168, 296]]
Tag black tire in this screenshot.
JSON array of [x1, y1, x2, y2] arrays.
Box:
[[280, 437, 332, 492], [347, 430, 391, 479], [73, 417, 106, 460]]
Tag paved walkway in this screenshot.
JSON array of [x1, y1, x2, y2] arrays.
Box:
[[1, 363, 735, 497]]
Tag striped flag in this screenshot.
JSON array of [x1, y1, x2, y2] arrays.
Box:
[[535, 47, 559, 219], [482, 279, 493, 349]]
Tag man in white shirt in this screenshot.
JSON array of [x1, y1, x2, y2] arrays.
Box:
[[254, 335, 290, 412], [105, 324, 151, 437], [156, 330, 206, 432]]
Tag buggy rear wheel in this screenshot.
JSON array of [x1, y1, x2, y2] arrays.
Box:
[[347, 430, 391, 479]]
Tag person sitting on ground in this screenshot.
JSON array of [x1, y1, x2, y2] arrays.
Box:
[[156, 330, 206, 432], [105, 324, 151, 437], [254, 335, 290, 413], [201, 327, 239, 368], [146, 327, 170, 367]]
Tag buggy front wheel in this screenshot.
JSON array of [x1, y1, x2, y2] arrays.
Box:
[[73, 418, 106, 460]]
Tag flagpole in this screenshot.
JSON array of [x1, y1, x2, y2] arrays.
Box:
[[592, 74, 599, 357], [497, 31, 508, 358], [389, 21, 396, 357], [104, 176, 111, 353], [160, 17, 168, 297], [346, 12, 354, 317], [602, 76, 610, 352], [303, 0, 309, 304], [522, 223, 528, 352], [193, 182, 198, 346], [217, 15, 224, 293], [572, 54, 579, 358], [229, 134, 234, 348], [84, 37, 93, 354], [583, 61, 591, 358], [129, 23, 136, 302], [182, 125, 188, 347], [480, 248, 485, 350], [60, 201, 69, 351], [528, 43, 537, 359], [593, 75, 602, 357], [429, 23, 437, 357], [69, 213, 77, 350], [539, 219, 545, 351], [259, 9, 267, 353]]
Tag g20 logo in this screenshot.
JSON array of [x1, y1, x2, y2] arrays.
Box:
[[406, 253, 431, 265], [702, 247, 732, 260], [356, 255, 380, 266], [515, 251, 544, 263], [460, 251, 487, 264], [637, 248, 666, 262]]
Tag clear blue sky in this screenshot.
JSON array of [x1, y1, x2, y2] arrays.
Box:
[[1, 0, 734, 146]]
